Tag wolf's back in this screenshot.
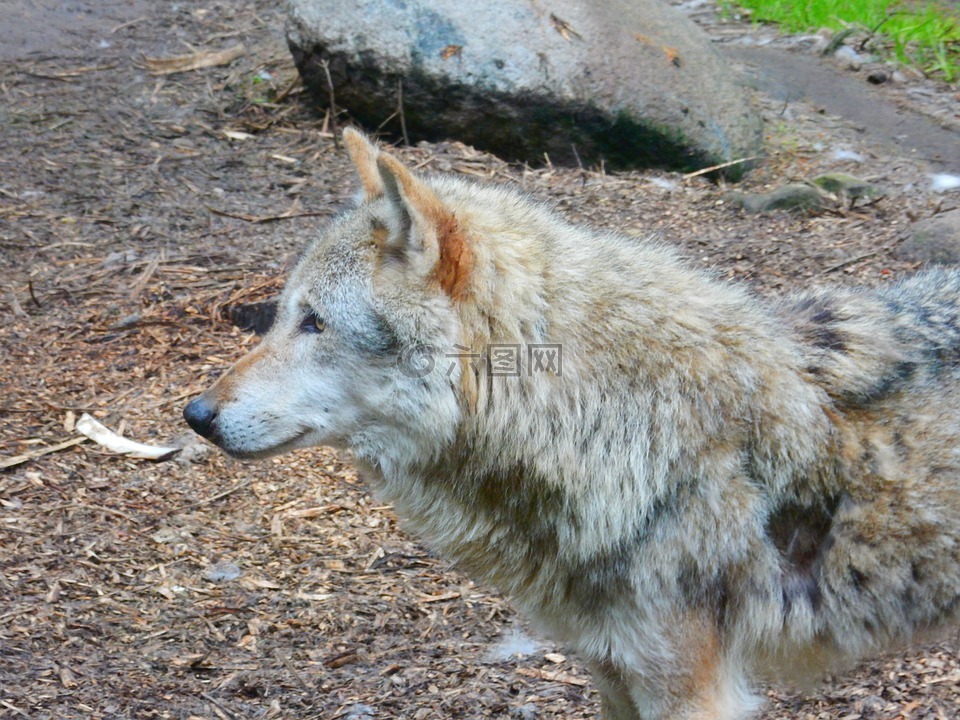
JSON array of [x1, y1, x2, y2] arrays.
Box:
[[779, 268, 960, 408]]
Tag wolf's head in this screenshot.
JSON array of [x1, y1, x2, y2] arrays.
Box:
[[183, 130, 474, 467]]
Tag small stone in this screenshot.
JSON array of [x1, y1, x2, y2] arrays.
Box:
[[203, 561, 242, 583], [511, 704, 538, 720], [858, 694, 889, 718], [343, 704, 375, 720], [833, 45, 864, 71]]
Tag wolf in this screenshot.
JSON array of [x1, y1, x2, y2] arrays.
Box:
[[184, 128, 960, 719]]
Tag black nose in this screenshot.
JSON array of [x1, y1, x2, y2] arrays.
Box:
[[183, 396, 218, 439]]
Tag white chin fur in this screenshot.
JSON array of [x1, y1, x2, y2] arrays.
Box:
[[218, 428, 320, 460]]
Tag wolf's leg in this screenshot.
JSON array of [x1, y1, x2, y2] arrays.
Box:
[[589, 660, 640, 720], [590, 657, 757, 720], [588, 616, 760, 720]]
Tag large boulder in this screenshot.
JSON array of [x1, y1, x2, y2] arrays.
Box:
[[285, 0, 762, 175]]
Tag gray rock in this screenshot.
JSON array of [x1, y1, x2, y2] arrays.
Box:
[[811, 173, 867, 195], [343, 704, 375, 720], [173, 433, 212, 465], [894, 209, 960, 265], [726, 183, 827, 214], [810, 173, 882, 202], [858, 694, 890, 719], [285, 0, 762, 176]]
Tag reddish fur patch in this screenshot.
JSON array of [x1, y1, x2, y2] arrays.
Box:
[[378, 153, 473, 301], [436, 215, 472, 301], [689, 621, 722, 700], [212, 345, 268, 403], [664, 614, 727, 718]]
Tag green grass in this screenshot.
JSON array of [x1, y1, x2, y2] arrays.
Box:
[[723, 0, 960, 82]]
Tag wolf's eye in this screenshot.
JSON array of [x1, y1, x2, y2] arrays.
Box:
[[300, 312, 326, 334]]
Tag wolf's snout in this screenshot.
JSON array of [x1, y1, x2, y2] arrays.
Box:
[[183, 395, 218, 439]]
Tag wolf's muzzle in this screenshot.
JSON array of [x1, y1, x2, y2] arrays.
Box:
[[183, 396, 218, 439]]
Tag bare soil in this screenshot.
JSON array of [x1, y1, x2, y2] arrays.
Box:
[[1, 2, 959, 719]]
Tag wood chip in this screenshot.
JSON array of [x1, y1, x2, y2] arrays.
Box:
[[418, 591, 461, 603], [516, 667, 589, 687]]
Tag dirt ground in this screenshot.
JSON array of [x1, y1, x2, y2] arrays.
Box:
[[1, 1, 959, 719]]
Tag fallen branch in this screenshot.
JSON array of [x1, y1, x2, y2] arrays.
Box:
[[0, 699, 29, 718], [207, 205, 330, 224], [144, 45, 245, 76], [682, 155, 760, 180], [175, 480, 253, 511], [0, 436, 88, 470], [821, 240, 898, 275], [23, 64, 118, 81], [397, 78, 409, 146], [320, 58, 340, 148]]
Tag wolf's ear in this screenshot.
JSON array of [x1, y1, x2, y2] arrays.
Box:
[[376, 152, 471, 300], [343, 128, 385, 200]]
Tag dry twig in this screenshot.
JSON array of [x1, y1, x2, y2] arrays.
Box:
[[144, 45, 246, 75]]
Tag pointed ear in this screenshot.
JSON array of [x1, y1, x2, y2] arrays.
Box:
[[375, 152, 472, 300], [343, 127, 384, 199]]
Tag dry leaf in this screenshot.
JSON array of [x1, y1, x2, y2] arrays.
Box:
[[663, 46, 681, 67], [440, 44, 463, 60]]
